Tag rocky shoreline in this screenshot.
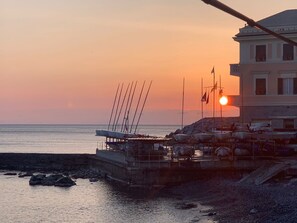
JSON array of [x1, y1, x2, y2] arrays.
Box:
[[169, 175, 297, 223], [3, 168, 297, 222], [171, 117, 240, 135], [2, 169, 103, 187]]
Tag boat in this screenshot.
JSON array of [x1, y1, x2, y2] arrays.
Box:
[[192, 132, 214, 142], [212, 130, 232, 141], [232, 131, 252, 140], [215, 146, 231, 158], [172, 144, 195, 158], [96, 130, 170, 160], [172, 133, 190, 143]]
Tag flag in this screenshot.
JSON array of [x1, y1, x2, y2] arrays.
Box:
[[201, 92, 207, 102], [219, 88, 223, 96], [210, 82, 217, 93], [211, 67, 215, 75], [206, 92, 210, 104]]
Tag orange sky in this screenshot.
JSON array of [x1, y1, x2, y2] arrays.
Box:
[[1, 0, 296, 124]]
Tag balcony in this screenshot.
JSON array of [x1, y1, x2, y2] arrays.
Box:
[[230, 64, 240, 76]]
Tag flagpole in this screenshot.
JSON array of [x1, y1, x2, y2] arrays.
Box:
[[181, 77, 185, 129], [212, 67, 216, 130], [220, 75, 222, 131], [201, 78, 204, 120]]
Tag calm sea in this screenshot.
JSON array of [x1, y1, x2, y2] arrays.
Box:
[[0, 124, 178, 154], [0, 125, 215, 223]]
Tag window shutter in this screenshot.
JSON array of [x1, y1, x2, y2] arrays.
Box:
[[294, 78, 297, 95]]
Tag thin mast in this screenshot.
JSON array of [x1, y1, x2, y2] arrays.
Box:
[[123, 81, 137, 133], [108, 83, 120, 130], [130, 81, 145, 133], [114, 83, 130, 131], [112, 83, 123, 131], [212, 67, 216, 129], [134, 80, 152, 134], [121, 82, 134, 132], [201, 78, 204, 120], [181, 77, 185, 129], [219, 75, 222, 130]]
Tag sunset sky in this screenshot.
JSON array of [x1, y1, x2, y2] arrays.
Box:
[[1, 0, 296, 124]]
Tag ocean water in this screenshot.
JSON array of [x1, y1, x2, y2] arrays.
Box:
[[0, 125, 215, 223], [0, 124, 178, 154]]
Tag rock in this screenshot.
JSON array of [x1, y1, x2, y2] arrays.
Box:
[[89, 178, 99, 182], [207, 212, 217, 216], [175, 202, 197, 210], [29, 174, 46, 186], [54, 176, 76, 187], [18, 172, 34, 178], [71, 169, 102, 179], [4, 172, 17, 176], [42, 174, 64, 186], [288, 178, 297, 186], [249, 208, 258, 214]]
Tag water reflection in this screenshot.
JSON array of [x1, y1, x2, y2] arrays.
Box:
[[0, 173, 215, 223]]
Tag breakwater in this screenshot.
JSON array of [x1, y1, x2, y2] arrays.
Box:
[[0, 153, 94, 171]]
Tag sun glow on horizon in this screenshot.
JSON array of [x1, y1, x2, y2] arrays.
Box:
[[0, 0, 295, 124]]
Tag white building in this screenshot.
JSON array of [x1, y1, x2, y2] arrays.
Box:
[[229, 9, 297, 129]]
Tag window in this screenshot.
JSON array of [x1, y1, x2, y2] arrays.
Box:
[[256, 45, 266, 62], [283, 44, 294, 61], [278, 78, 297, 95], [283, 119, 294, 129], [255, 78, 266, 95]]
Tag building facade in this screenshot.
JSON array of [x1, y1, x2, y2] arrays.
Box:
[[229, 10, 297, 129]]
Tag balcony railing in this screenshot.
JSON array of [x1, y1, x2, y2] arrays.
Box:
[[230, 64, 240, 76]]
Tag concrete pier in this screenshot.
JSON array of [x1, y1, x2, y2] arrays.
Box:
[[0, 152, 285, 186]]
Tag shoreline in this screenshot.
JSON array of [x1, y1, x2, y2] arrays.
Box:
[[169, 175, 297, 223], [2, 167, 297, 222]]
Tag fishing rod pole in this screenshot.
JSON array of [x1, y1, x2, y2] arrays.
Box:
[[134, 80, 152, 134], [201, 0, 297, 47], [130, 81, 145, 133], [108, 83, 120, 130]]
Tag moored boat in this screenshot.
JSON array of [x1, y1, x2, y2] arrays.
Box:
[[172, 133, 190, 143], [192, 132, 214, 142]]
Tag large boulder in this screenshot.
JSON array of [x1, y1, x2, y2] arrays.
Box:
[[18, 172, 34, 178], [54, 176, 76, 187], [29, 174, 46, 185], [42, 174, 64, 186], [29, 174, 76, 187]]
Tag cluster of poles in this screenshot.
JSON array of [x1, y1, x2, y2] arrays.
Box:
[[200, 67, 225, 127], [107, 81, 152, 134]]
